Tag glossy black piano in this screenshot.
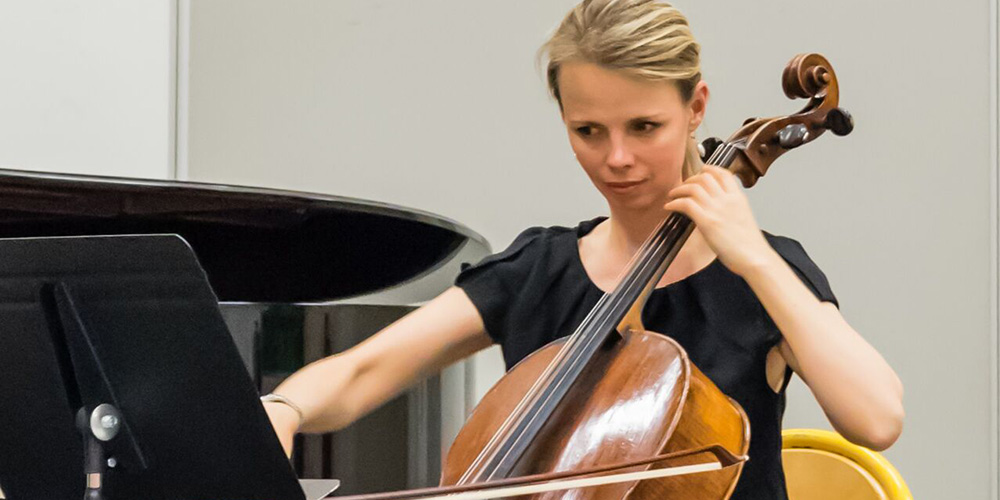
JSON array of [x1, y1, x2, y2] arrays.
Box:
[[0, 167, 491, 496]]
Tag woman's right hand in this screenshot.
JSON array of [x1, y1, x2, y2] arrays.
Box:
[[263, 401, 301, 458]]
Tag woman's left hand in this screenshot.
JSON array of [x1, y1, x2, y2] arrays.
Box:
[[663, 165, 777, 277]]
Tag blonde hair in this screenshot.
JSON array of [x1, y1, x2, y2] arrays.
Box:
[[539, 0, 704, 178]]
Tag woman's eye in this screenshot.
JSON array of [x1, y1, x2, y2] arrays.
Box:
[[633, 121, 661, 133]]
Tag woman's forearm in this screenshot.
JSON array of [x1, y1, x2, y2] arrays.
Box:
[[266, 287, 493, 441], [273, 353, 365, 434]]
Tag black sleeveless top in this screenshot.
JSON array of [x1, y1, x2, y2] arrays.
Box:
[[454, 217, 838, 500]]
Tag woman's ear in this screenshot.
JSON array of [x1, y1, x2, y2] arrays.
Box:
[[688, 81, 710, 131]]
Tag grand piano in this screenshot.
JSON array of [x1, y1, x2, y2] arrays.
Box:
[[0, 168, 491, 496]]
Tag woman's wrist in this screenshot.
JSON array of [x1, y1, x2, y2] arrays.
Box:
[[261, 393, 304, 425], [261, 394, 305, 435], [733, 245, 784, 280]]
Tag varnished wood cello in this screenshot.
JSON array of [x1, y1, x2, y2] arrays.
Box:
[[337, 53, 853, 500]]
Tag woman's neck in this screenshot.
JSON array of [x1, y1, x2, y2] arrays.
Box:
[[604, 205, 672, 254], [601, 205, 716, 281]]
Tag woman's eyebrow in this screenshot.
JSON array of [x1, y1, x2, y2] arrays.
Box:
[[566, 114, 668, 125], [567, 119, 602, 126], [628, 114, 668, 122]]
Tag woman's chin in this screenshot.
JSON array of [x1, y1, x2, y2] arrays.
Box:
[[606, 194, 669, 215]]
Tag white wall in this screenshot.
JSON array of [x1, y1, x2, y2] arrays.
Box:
[[184, 1, 996, 498], [0, 2, 176, 497], [0, 1, 176, 179]]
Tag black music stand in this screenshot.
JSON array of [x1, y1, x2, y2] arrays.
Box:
[[0, 235, 316, 500]]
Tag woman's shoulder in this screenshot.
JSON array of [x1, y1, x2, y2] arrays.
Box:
[[761, 231, 823, 270], [761, 231, 838, 306], [462, 218, 601, 284], [761, 231, 808, 257], [454, 219, 597, 327], [463, 217, 602, 272]]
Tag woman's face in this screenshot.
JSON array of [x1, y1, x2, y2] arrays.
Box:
[[558, 62, 707, 213]]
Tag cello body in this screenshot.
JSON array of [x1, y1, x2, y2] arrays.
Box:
[[442, 329, 750, 499]]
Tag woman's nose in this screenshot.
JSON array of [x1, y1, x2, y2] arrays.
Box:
[[606, 134, 634, 169]]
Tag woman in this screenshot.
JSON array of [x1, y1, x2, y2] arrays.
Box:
[[263, 1, 904, 498]]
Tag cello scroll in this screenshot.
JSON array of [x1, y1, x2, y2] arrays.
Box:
[[722, 53, 854, 187]]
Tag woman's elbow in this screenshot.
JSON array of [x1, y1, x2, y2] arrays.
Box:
[[847, 401, 905, 451], [862, 419, 903, 452]]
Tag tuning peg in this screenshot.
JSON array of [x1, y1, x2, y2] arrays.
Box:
[[823, 107, 854, 136], [699, 137, 724, 162], [777, 124, 809, 149]]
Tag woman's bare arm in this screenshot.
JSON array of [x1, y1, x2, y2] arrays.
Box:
[[263, 287, 493, 456], [745, 256, 904, 451], [666, 165, 904, 451]]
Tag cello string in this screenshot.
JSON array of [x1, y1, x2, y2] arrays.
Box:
[[460, 194, 684, 483], [552, 142, 736, 364], [457, 217, 671, 483], [468, 142, 735, 482], [469, 219, 681, 483], [456, 213, 674, 482], [546, 142, 742, 381], [465, 142, 737, 482], [495, 141, 727, 418], [459, 168, 689, 481], [470, 147, 731, 477], [559, 142, 736, 358], [483, 143, 738, 470]]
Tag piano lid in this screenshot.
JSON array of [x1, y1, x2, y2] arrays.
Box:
[[0, 168, 491, 303]]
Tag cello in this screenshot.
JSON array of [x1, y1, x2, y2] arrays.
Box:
[[337, 53, 853, 500]]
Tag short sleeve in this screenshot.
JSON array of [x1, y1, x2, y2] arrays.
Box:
[[763, 233, 839, 308], [455, 227, 545, 343]]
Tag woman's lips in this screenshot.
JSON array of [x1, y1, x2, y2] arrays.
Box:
[[605, 180, 646, 192]]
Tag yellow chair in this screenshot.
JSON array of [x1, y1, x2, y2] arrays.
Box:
[[782, 428, 911, 500]]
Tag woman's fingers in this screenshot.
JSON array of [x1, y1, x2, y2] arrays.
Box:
[[663, 197, 709, 225], [687, 170, 725, 197], [701, 164, 740, 192], [668, 182, 712, 205]]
